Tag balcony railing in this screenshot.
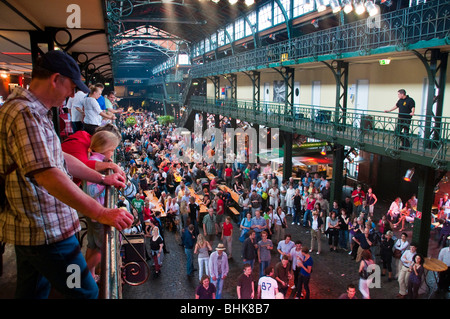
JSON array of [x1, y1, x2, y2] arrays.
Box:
[[188, 96, 450, 169], [190, 0, 450, 78]]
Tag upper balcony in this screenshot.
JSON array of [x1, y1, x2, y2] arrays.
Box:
[[188, 96, 450, 170], [189, 0, 450, 78]]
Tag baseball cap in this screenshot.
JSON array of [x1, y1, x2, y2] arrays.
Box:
[[39, 50, 89, 93]]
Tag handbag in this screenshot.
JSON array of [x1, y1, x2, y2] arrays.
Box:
[[276, 212, 286, 228], [359, 260, 372, 279]]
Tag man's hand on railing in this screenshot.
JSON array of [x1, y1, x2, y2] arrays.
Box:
[[97, 207, 134, 231], [103, 172, 127, 189], [108, 162, 127, 180]]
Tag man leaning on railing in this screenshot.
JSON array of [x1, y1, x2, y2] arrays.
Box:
[[0, 50, 133, 299]]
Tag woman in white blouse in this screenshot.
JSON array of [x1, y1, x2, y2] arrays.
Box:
[[82, 85, 115, 135]]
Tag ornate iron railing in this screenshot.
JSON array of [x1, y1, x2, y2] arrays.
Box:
[[188, 96, 450, 169], [190, 0, 450, 78]]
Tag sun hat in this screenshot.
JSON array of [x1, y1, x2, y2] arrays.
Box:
[[216, 243, 226, 251]]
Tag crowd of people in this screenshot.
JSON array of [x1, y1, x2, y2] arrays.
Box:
[[108, 108, 450, 300], [1, 50, 448, 300]]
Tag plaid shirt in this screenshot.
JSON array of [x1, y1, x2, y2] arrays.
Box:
[[0, 87, 80, 246]]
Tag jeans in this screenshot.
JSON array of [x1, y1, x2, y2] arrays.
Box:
[[259, 260, 270, 278], [198, 257, 210, 281], [339, 230, 349, 249], [211, 276, 224, 299], [185, 248, 194, 275], [287, 206, 295, 217], [14, 235, 98, 299], [303, 210, 312, 227], [293, 206, 301, 224]]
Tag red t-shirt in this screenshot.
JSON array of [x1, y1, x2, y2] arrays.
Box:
[[225, 167, 232, 177], [61, 130, 95, 185], [217, 198, 225, 215], [223, 222, 233, 236]]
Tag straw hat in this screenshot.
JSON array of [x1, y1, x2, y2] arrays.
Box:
[[215, 243, 226, 251]]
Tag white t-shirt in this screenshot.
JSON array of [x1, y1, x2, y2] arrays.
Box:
[[67, 91, 86, 122], [273, 211, 286, 226], [82, 96, 102, 126], [258, 276, 278, 299]]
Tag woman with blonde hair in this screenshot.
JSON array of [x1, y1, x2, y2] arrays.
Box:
[[85, 130, 121, 282], [194, 234, 212, 281]]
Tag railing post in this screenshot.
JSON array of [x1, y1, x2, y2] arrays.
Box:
[[99, 170, 120, 299]]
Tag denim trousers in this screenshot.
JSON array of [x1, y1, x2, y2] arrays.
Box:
[[14, 235, 98, 299], [212, 276, 224, 299], [185, 248, 194, 275], [303, 210, 312, 227], [198, 257, 210, 281], [259, 260, 270, 278]]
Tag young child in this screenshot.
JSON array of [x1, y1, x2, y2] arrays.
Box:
[[85, 130, 121, 281]]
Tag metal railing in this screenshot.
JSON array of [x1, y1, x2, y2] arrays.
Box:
[[97, 171, 151, 298], [190, 0, 450, 78], [100, 179, 121, 299], [189, 96, 450, 169]]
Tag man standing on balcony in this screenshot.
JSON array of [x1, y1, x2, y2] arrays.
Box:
[[385, 89, 415, 149]]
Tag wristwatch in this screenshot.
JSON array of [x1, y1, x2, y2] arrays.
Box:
[[99, 174, 106, 185]]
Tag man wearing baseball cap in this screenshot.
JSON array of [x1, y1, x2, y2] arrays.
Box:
[[0, 50, 133, 299]]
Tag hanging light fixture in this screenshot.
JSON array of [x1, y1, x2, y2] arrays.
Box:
[[365, 0, 379, 16], [403, 168, 415, 182], [330, 0, 342, 13], [354, 0, 366, 15], [245, 0, 255, 6], [342, 0, 353, 13], [304, 0, 314, 10], [315, 0, 327, 12], [320, 146, 327, 155]]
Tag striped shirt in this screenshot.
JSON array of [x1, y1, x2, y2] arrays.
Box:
[[0, 87, 80, 246]]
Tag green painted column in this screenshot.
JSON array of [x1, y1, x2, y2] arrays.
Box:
[[330, 144, 344, 204], [415, 165, 435, 257], [283, 131, 293, 181]]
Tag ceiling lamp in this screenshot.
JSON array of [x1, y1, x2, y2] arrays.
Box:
[[403, 168, 415, 182], [365, 0, 380, 16], [245, 0, 255, 6], [228, 0, 238, 5], [304, 0, 314, 11], [315, 0, 327, 12], [320, 146, 327, 155], [354, 0, 366, 15], [342, 0, 353, 13], [330, 0, 342, 13]]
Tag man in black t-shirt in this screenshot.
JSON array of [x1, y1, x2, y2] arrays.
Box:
[[385, 89, 415, 149]]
